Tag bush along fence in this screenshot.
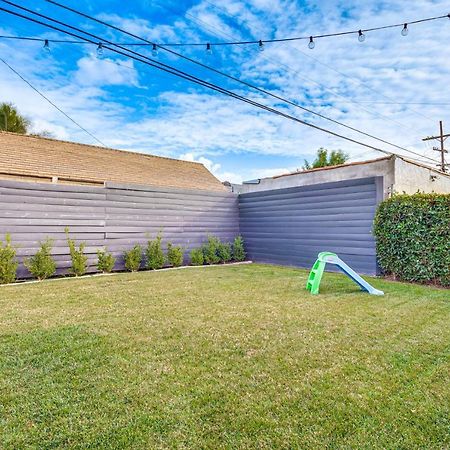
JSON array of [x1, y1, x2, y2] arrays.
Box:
[[0, 231, 246, 284], [373, 193, 450, 287]]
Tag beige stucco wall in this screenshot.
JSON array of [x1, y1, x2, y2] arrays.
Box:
[[233, 155, 450, 197], [234, 157, 395, 197], [393, 157, 450, 194]]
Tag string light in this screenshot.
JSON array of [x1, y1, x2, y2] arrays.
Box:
[[358, 30, 366, 42], [96, 42, 103, 56], [43, 38, 50, 51], [1, 11, 448, 52]]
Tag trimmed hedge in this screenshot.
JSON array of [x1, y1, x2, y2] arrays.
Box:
[[373, 193, 450, 286]]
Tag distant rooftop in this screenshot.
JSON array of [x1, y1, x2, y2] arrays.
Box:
[[0, 131, 226, 191]]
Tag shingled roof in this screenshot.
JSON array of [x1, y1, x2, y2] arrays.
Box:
[[0, 131, 226, 191]]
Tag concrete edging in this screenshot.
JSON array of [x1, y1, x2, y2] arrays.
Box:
[[0, 261, 254, 287]]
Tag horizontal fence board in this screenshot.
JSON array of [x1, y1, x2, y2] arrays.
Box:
[[0, 203, 105, 214], [240, 177, 376, 199], [239, 204, 377, 217], [238, 191, 376, 209], [0, 179, 105, 193], [0, 186, 107, 200], [0, 195, 109, 208]]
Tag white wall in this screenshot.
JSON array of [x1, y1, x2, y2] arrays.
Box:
[[393, 157, 450, 194], [234, 157, 395, 198], [233, 156, 450, 197]]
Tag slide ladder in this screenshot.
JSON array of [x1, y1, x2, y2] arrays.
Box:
[[306, 252, 384, 296]]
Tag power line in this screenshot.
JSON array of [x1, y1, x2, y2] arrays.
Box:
[[0, 57, 106, 146], [38, 0, 434, 159], [194, 0, 438, 147], [1, 4, 430, 138], [287, 46, 437, 123], [5, 1, 442, 165], [316, 101, 450, 106], [0, 34, 427, 138], [156, 1, 430, 141], [0, 3, 440, 166]]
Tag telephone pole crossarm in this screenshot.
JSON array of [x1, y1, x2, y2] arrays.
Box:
[[422, 134, 450, 141], [422, 121, 448, 172]]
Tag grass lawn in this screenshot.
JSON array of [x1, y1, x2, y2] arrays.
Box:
[[0, 264, 448, 449]]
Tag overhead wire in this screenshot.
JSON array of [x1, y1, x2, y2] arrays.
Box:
[[199, 0, 441, 159], [1, 2, 431, 138], [44, 0, 444, 164], [0, 57, 106, 146], [193, 0, 439, 153], [0, 2, 441, 165], [155, 0, 431, 140], [32, 0, 435, 158]]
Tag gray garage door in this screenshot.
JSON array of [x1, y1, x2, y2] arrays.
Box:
[[239, 177, 383, 275]]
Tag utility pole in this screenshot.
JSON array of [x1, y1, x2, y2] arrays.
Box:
[[422, 121, 449, 172]]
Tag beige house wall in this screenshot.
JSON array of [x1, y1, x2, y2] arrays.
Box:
[[393, 157, 450, 194], [234, 156, 450, 197]]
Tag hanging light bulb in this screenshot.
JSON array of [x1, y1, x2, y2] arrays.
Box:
[[152, 43, 158, 57], [43, 39, 50, 52], [96, 42, 103, 57], [401, 23, 409, 36], [358, 30, 366, 42], [206, 43, 212, 55], [258, 40, 264, 52], [308, 36, 315, 49]]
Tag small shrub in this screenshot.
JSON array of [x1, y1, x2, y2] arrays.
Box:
[[24, 238, 56, 280], [203, 235, 221, 265], [232, 235, 246, 262], [65, 228, 88, 277], [167, 242, 184, 267], [97, 249, 116, 273], [0, 233, 18, 284], [374, 193, 450, 286], [124, 245, 142, 272], [146, 233, 165, 270], [190, 248, 204, 266], [218, 242, 232, 263]]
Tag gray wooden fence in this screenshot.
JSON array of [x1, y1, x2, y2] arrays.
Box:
[[239, 177, 383, 275], [0, 180, 239, 278], [1, 176, 383, 278]]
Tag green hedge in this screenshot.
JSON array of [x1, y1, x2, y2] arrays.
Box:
[[373, 193, 450, 286]]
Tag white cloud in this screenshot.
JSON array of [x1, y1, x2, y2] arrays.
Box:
[[74, 55, 139, 87], [180, 151, 242, 183]]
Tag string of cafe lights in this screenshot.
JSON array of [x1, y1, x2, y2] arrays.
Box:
[[0, 4, 448, 54]]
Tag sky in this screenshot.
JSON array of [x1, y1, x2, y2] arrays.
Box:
[[0, 0, 449, 183]]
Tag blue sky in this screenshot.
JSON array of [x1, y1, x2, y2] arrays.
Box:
[[0, 0, 449, 182]]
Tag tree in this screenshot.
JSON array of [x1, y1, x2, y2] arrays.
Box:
[[0, 102, 31, 134], [303, 148, 349, 170]]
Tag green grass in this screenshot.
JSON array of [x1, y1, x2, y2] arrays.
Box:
[[0, 264, 448, 449]]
